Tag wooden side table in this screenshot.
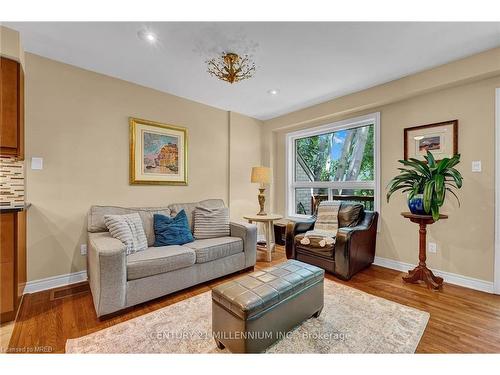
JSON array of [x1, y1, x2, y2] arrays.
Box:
[[243, 214, 283, 262], [401, 212, 448, 290]]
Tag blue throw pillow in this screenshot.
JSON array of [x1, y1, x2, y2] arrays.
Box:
[[153, 210, 194, 246]]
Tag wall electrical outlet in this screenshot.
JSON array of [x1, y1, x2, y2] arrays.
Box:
[[428, 242, 437, 254], [80, 244, 87, 256], [472, 160, 482, 172]]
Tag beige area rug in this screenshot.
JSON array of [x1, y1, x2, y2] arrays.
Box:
[[66, 280, 429, 353]]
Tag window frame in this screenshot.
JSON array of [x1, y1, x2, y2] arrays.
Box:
[[285, 112, 381, 219]]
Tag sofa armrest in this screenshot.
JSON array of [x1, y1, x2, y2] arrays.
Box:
[[230, 222, 257, 267], [87, 232, 127, 317], [334, 212, 378, 280], [285, 218, 316, 259]]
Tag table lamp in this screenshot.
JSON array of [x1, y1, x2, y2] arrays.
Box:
[[251, 166, 271, 216]]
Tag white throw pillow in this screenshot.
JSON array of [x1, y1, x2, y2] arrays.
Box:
[[104, 213, 148, 255], [193, 207, 230, 239]]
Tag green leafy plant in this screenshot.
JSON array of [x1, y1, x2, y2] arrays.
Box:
[[386, 151, 463, 221]]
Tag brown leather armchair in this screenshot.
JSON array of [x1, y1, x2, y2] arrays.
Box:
[[285, 203, 378, 280]]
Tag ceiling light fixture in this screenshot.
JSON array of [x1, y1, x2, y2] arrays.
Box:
[[137, 29, 158, 44], [206, 52, 255, 84], [267, 89, 280, 95]]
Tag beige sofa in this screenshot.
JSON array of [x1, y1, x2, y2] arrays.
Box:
[[87, 199, 257, 317]]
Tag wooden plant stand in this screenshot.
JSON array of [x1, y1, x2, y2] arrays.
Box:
[[401, 212, 448, 290]]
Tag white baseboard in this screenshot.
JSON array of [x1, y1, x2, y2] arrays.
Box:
[[24, 271, 88, 294], [23, 258, 494, 295], [373, 256, 494, 294]]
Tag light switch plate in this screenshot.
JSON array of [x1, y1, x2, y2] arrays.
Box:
[[472, 160, 482, 172], [31, 157, 43, 170], [80, 244, 87, 256]]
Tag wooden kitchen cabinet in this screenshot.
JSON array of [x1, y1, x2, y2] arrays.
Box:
[[0, 209, 27, 323], [0, 57, 24, 159]]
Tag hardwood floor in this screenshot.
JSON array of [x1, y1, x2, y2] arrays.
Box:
[[0, 321, 15, 353], [5, 246, 500, 353]]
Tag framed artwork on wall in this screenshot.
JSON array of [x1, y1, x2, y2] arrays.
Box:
[[129, 117, 188, 185], [404, 120, 458, 161]]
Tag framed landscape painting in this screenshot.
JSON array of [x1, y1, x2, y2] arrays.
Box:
[[404, 120, 458, 161], [129, 117, 188, 185]]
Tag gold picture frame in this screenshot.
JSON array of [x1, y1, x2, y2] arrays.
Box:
[[129, 117, 188, 185]]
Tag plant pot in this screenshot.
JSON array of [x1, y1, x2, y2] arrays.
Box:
[[408, 194, 427, 215]]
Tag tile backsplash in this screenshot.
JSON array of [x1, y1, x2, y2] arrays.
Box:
[[0, 157, 25, 208]]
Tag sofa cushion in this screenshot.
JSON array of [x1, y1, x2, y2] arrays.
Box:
[[126, 245, 196, 280], [88, 206, 171, 247], [183, 236, 243, 264], [193, 206, 230, 239], [153, 211, 194, 246], [104, 213, 148, 255], [168, 199, 225, 231]]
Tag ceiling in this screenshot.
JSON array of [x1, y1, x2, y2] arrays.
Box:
[[5, 22, 500, 120]]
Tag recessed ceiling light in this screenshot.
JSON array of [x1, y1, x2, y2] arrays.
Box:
[[137, 29, 158, 44], [267, 89, 280, 95]]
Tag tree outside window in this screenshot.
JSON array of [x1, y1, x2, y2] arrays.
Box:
[[291, 124, 375, 216]]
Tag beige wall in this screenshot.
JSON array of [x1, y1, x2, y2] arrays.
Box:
[[229, 112, 263, 221], [265, 47, 500, 131], [23, 45, 500, 283], [264, 65, 500, 282], [25, 53, 261, 281]]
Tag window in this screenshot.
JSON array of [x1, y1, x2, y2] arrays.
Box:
[[286, 113, 380, 218]]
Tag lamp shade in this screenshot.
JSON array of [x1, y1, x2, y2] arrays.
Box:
[[251, 166, 271, 184]]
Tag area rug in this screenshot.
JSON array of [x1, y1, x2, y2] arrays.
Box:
[[66, 280, 429, 353]]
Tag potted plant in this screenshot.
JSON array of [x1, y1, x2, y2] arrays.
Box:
[[386, 151, 463, 221]]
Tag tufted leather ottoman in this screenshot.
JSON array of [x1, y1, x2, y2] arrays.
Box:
[[211, 259, 324, 353]]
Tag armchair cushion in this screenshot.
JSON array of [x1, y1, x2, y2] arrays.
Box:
[[338, 203, 364, 228], [303, 229, 338, 241], [294, 234, 335, 258]]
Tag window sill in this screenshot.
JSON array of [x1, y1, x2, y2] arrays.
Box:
[[286, 214, 314, 221]]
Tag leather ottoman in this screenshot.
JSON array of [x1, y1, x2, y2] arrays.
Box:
[[211, 259, 324, 353]]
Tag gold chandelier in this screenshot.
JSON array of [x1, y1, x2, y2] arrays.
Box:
[[206, 52, 256, 84]]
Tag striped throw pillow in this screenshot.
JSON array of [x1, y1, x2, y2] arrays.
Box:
[[314, 200, 341, 235], [193, 207, 230, 239], [104, 213, 148, 255]]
